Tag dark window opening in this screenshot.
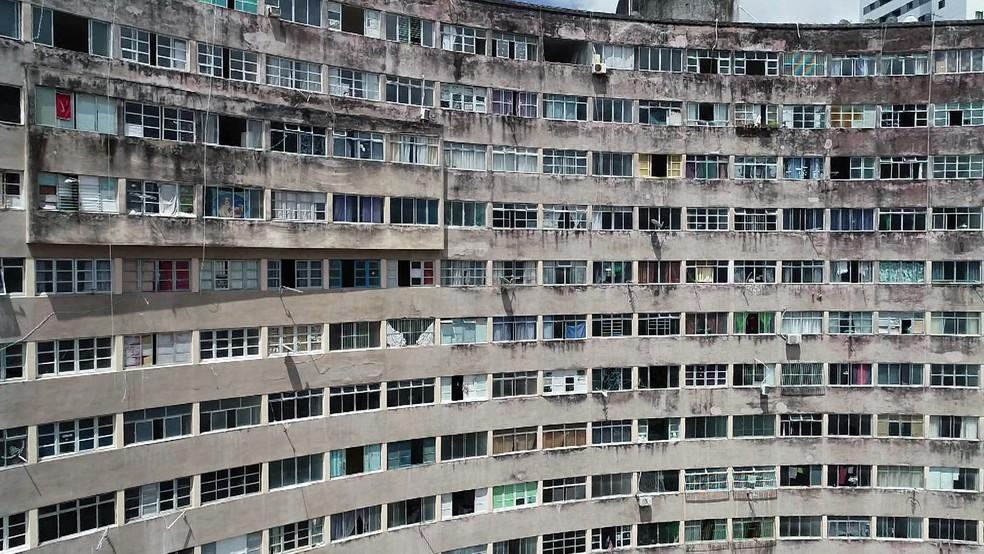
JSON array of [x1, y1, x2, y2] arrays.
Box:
[[0, 85, 20, 124], [640, 366, 679, 389], [697, 103, 714, 122], [50, 10, 88, 53], [344, 446, 365, 475], [949, 110, 964, 126], [341, 5, 366, 34], [543, 38, 590, 64], [214, 115, 247, 147], [448, 375, 466, 401], [745, 60, 766, 75], [451, 490, 475, 516], [699, 58, 717, 73], [830, 157, 851, 180], [651, 154, 669, 177]]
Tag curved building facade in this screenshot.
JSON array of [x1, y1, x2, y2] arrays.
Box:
[[0, 1, 982, 553]]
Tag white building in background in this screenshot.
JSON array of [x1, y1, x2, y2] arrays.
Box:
[[862, 0, 984, 22]]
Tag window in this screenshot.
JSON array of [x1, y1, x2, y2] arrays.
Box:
[[734, 209, 778, 233], [879, 260, 925, 284], [542, 149, 588, 175], [928, 467, 978, 492], [543, 315, 587, 341], [687, 49, 731, 74], [385, 76, 434, 106], [0, 427, 26, 468], [441, 84, 487, 113], [333, 194, 383, 223], [37, 336, 112, 376], [491, 427, 536, 455], [594, 43, 634, 70], [267, 0, 320, 26], [636, 471, 680, 495], [829, 363, 873, 386], [881, 156, 928, 179], [329, 444, 382, 477], [329, 67, 381, 100], [385, 318, 435, 348], [0, 171, 21, 210], [200, 0, 258, 13], [124, 102, 195, 142], [491, 203, 537, 229], [204, 114, 263, 149], [269, 454, 324, 490], [877, 466, 924, 489], [638, 522, 680, 546], [829, 312, 873, 334], [123, 332, 192, 369], [782, 208, 824, 232], [444, 142, 487, 170], [929, 518, 979, 543], [490, 31, 536, 60], [592, 313, 631, 337], [333, 130, 384, 161], [37, 173, 117, 213], [386, 379, 435, 407], [385, 135, 440, 167], [778, 261, 823, 285], [441, 431, 487, 461], [934, 102, 984, 126], [682, 155, 728, 181], [828, 517, 871, 539], [441, 374, 488, 402], [734, 518, 775, 541], [125, 180, 194, 217], [38, 416, 113, 458], [119, 27, 188, 69], [639, 154, 683, 179], [270, 519, 325, 553], [200, 328, 260, 360], [387, 497, 435, 528], [492, 482, 537, 512], [782, 105, 826, 128], [543, 368, 587, 394], [387, 438, 436, 469], [734, 157, 778, 180], [543, 94, 588, 121], [931, 312, 980, 336], [135, 488, 203, 533], [686, 102, 729, 127], [638, 100, 683, 126], [733, 261, 777, 284], [204, 185, 263, 218], [269, 259, 324, 289], [933, 207, 982, 231], [542, 477, 586, 503], [271, 124, 328, 157], [685, 416, 727, 439], [779, 516, 822, 538], [591, 206, 632, 230], [637, 208, 680, 232], [492, 371, 537, 398], [735, 103, 779, 127], [492, 316, 537, 342], [930, 364, 980, 388], [684, 519, 728, 543], [593, 261, 632, 285], [328, 383, 381, 413], [199, 259, 258, 291], [780, 465, 821, 487], [446, 200, 486, 227], [733, 50, 780, 75], [123, 259, 191, 292], [32, 8, 110, 56], [440, 261, 486, 287], [200, 396, 261, 432], [880, 53, 928, 75], [780, 363, 824, 386], [828, 465, 872, 487], [783, 51, 826, 76], [490, 89, 538, 117], [877, 363, 924, 386], [830, 53, 877, 76], [0, 0, 19, 40], [202, 465, 261, 503], [492, 260, 536, 286], [733, 415, 775, 438], [638, 262, 681, 286], [829, 260, 874, 284], [930, 415, 978, 440], [330, 506, 381, 541], [38, 494, 115, 544], [828, 414, 873, 436], [0, 343, 24, 381], [877, 414, 924, 438], [639, 365, 680, 388], [592, 473, 632, 498], [830, 208, 875, 231], [542, 531, 585, 554], [441, 24, 486, 54], [779, 414, 822, 437], [593, 98, 633, 123], [639, 418, 681, 441], [197, 43, 259, 81], [830, 156, 876, 180], [732, 364, 776, 389], [439, 318, 487, 345], [591, 419, 632, 444], [830, 104, 877, 128], [531, 204, 579, 232], [390, 197, 439, 226], [684, 313, 728, 335], [542, 423, 587, 450], [639, 47, 684, 72], [542, 261, 587, 286], [934, 154, 984, 179], [328, 321, 379, 351], [687, 208, 729, 230], [269, 389, 324, 421], [0, 257, 23, 296], [881, 103, 928, 128], [592, 152, 633, 177], [779, 158, 824, 181], [384, 14, 434, 47]]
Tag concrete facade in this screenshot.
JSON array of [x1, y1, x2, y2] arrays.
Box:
[[0, 0, 982, 553]]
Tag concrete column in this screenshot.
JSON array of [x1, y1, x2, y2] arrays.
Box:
[[190, 258, 201, 293], [24, 340, 36, 380]]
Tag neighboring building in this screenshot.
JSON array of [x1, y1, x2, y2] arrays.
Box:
[[862, 0, 984, 21], [1, 0, 984, 553], [617, 0, 736, 20]]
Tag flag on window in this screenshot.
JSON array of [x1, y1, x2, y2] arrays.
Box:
[[55, 92, 72, 120]]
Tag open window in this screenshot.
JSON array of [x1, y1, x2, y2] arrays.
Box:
[[32, 7, 110, 57], [543, 37, 592, 64], [204, 114, 263, 149], [0, 85, 20, 124]]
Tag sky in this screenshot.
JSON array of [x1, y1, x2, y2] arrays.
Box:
[[524, 0, 859, 23]]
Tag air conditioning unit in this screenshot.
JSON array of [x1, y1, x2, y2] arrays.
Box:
[[266, 5, 281, 17], [786, 333, 802, 345], [592, 61, 608, 74], [419, 107, 432, 121], [637, 495, 652, 507]]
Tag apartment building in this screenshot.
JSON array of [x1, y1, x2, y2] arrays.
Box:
[[861, 0, 984, 21], [0, 0, 982, 553]]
